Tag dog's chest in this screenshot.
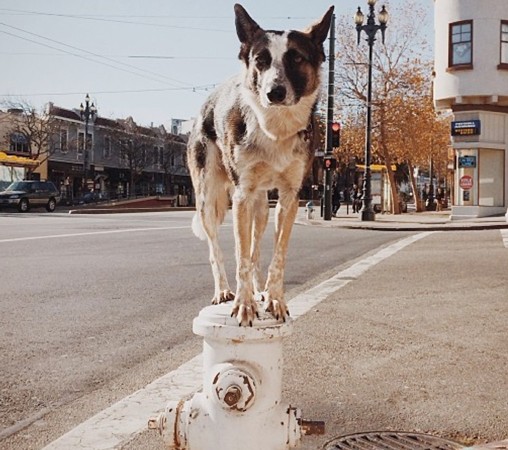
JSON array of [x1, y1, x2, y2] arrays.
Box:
[[232, 129, 310, 189]]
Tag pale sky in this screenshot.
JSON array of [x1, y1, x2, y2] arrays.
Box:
[[0, 0, 433, 129]]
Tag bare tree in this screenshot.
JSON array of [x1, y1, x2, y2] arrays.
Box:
[[159, 135, 187, 195], [334, 0, 444, 213], [0, 100, 60, 176], [109, 117, 154, 196]]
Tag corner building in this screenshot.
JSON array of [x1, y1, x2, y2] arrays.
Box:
[[434, 0, 508, 218]]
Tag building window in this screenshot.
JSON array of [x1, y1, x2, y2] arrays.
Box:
[[9, 132, 29, 154], [104, 136, 111, 158], [500, 20, 508, 69], [77, 132, 92, 156], [60, 129, 68, 153], [449, 21, 473, 69], [78, 132, 84, 155]]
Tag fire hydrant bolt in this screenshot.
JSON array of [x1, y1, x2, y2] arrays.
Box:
[[224, 385, 242, 407]]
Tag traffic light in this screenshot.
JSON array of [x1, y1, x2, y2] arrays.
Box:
[[331, 122, 341, 148]]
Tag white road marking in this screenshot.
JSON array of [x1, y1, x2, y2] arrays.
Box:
[[502, 230, 508, 248], [42, 231, 433, 450], [0, 226, 190, 244]]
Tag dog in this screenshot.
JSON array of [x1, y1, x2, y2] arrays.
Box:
[[187, 3, 334, 326]]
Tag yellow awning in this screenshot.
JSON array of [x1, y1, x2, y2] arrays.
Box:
[[0, 151, 39, 167], [356, 164, 397, 172]]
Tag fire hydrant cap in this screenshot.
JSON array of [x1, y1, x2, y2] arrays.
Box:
[[193, 303, 293, 341]]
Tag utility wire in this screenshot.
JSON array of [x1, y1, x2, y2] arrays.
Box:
[[0, 8, 232, 33], [0, 85, 219, 97], [0, 22, 194, 88]]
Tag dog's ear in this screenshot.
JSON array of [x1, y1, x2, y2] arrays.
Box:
[[234, 4, 262, 44], [307, 6, 334, 45]]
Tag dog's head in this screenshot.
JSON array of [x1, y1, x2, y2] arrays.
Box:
[[234, 4, 334, 109]]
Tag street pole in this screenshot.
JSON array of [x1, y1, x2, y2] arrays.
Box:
[[355, 0, 388, 222], [323, 13, 336, 221], [80, 94, 96, 193]]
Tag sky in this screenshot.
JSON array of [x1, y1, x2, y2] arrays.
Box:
[[0, 0, 433, 129]]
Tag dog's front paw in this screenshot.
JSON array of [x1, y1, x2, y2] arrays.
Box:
[[260, 291, 290, 322], [230, 297, 259, 327], [211, 289, 235, 305]]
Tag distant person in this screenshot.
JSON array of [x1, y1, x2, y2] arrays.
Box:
[[332, 183, 341, 217]]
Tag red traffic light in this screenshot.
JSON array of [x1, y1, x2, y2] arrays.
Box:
[[331, 122, 341, 147]]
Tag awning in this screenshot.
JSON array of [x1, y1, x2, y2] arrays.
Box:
[[0, 151, 39, 168], [356, 164, 397, 172]]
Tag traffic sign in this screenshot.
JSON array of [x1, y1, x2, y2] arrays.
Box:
[[459, 175, 473, 190]]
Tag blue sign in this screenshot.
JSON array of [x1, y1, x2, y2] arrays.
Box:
[[458, 155, 476, 168]]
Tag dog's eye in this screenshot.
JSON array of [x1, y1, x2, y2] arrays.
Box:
[[285, 50, 305, 66], [255, 50, 272, 70], [292, 53, 303, 63]]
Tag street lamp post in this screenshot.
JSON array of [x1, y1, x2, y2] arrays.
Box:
[[354, 0, 388, 221], [80, 94, 96, 193]]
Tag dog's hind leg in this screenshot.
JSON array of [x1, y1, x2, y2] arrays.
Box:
[[251, 191, 269, 299], [262, 189, 299, 320]]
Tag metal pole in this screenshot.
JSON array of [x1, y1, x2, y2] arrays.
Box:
[[323, 13, 335, 221], [361, 34, 376, 221], [84, 113, 89, 192]]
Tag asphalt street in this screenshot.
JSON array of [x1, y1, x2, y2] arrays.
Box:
[[0, 209, 410, 450]]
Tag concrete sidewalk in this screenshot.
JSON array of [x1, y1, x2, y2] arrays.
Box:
[[297, 207, 508, 231], [284, 226, 508, 449]]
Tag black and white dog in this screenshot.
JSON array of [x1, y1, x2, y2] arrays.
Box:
[[187, 4, 333, 326]]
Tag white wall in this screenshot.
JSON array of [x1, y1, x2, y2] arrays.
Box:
[[434, 0, 508, 108]]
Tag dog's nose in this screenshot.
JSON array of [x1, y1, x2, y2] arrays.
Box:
[[267, 85, 287, 104]]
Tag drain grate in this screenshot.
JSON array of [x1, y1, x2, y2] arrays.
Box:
[[323, 431, 464, 450]]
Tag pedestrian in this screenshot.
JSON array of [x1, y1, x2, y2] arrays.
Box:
[[436, 187, 444, 211], [351, 184, 361, 213], [332, 183, 341, 217]]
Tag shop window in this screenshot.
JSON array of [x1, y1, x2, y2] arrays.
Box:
[[500, 20, 508, 69], [449, 21, 473, 69], [479, 149, 504, 207]]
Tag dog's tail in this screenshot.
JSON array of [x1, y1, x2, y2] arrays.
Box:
[[191, 212, 207, 241]]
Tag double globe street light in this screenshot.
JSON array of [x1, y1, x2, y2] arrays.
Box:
[[354, 0, 388, 221], [79, 94, 97, 192]]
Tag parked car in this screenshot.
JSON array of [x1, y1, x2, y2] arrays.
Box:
[[0, 180, 61, 212]]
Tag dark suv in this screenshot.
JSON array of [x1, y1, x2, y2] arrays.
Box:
[[0, 180, 61, 212]]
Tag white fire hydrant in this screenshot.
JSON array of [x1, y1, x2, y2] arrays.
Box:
[[149, 302, 323, 449]]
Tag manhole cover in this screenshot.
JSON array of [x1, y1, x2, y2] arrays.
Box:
[[323, 431, 464, 450]]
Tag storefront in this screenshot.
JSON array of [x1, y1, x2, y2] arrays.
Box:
[[451, 114, 507, 218], [47, 160, 85, 204], [0, 151, 39, 190]]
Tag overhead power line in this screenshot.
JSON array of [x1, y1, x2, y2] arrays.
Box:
[[0, 85, 219, 98], [0, 22, 195, 88]]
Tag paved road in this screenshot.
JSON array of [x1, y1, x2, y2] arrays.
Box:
[[0, 209, 410, 449]]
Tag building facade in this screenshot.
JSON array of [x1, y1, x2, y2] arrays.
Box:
[[434, 0, 508, 218], [47, 104, 191, 204]]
